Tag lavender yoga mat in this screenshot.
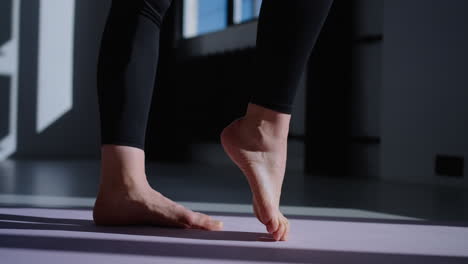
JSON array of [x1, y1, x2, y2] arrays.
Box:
[[1, 208, 467, 264]]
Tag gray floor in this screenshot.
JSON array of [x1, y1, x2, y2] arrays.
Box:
[[1, 143, 468, 263]]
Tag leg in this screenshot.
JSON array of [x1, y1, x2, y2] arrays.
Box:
[[94, 0, 222, 230], [222, 0, 333, 240]]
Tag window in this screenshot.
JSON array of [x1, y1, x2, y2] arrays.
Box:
[[183, 0, 228, 38], [234, 0, 262, 24], [183, 0, 262, 38]]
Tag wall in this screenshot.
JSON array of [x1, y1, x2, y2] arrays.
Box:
[[7, 0, 110, 159], [381, 0, 468, 186], [348, 0, 383, 178]]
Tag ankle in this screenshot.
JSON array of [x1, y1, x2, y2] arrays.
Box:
[[98, 171, 148, 195], [99, 145, 148, 192], [243, 103, 291, 141]]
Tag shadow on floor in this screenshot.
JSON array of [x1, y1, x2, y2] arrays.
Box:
[[0, 213, 273, 242], [0, 233, 467, 264], [204, 211, 468, 228], [1, 210, 468, 263]]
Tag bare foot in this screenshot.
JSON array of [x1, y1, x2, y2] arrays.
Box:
[[93, 145, 223, 231], [221, 103, 290, 241], [93, 182, 223, 230]]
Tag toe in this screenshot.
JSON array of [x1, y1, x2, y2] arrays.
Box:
[[266, 216, 280, 234], [206, 219, 224, 231], [172, 204, 223, 230], [200, 214, 224, 231], [279, 217, 289, 241], [173, 206, 197, 228], [190, 212, 224, 231], [272, 218, 285, 241]]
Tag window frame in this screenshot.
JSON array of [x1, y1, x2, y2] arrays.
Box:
[[181, 0, 261, 40], [176, 0, 261, 58]]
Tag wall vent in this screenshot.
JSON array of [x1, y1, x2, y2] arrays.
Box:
[[435, 155, 464, 177]]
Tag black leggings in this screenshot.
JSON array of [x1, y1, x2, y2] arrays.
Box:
[[97, 0, 333, 150]]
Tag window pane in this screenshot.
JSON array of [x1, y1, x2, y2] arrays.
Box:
[[241, 0, 254, 21], [237, 0, 262, 23], [198, 0, 227, 35], [183, 0, 228, 38]]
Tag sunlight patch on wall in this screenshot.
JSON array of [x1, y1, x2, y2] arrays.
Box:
[[36, 0, 75, 133], [183, 0, 199, 38]]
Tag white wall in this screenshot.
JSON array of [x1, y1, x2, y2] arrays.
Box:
[[381, 0, 468, 186]]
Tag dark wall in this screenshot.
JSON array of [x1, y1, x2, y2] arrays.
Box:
[[305, 0, 468, 186], [305, 0, 354, 177], [147, 48, 256, 160], [381, 0, 468, 186], [147, 5, 307, 161]]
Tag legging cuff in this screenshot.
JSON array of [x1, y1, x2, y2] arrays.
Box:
[[100, 140, 145, 150], [249, 100, 293, 115]]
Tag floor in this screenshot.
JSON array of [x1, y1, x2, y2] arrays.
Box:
[[1, 207, 468, 264], [1, 143, 468, 263]]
